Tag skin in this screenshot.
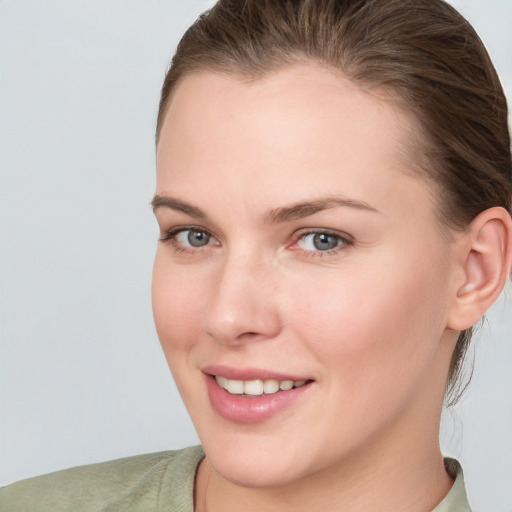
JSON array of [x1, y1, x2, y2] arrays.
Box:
[[152, 64, 467, 511]]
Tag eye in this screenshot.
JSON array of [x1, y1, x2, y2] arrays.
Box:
[[293, 230, 352, 253], [177, 229, 212, 248], [159, 226, 219, 251]]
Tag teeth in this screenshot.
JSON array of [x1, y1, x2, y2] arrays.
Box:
[[215, 376, 308, 396], [263, 379, 280, 394], [279, 380, 294, 391], [216, 376, 228, 389], [225, 379, 244, 394], [244, 380, 263, 396]]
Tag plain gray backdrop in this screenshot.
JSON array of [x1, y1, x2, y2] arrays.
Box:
[[1, 1, 511, 511]]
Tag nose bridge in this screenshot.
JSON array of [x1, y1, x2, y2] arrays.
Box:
[[204, 249, 281, 344]]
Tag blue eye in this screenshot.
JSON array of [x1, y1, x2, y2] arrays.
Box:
[[174, 229, 213, 248], [297, 231, 349, 252], [160, 227, 217, 250], [180, 229, 211, 247]]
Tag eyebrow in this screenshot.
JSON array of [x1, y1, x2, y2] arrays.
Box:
[[265, 196, 379, 224], [151, 194, 379, 223], [151, 195, 208, 219]]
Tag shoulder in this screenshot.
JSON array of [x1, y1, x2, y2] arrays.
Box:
[[0, 445, 204, 512]]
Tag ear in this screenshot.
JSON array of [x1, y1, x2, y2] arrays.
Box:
[[447, 207, 512, 331]]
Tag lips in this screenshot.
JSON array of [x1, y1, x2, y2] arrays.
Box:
[[203, 365, 313, 424]]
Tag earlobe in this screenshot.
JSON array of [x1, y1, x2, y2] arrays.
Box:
[[448, 207, 512, 331]]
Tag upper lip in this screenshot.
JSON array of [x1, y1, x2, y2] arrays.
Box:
[[202, 364, 312, 382]]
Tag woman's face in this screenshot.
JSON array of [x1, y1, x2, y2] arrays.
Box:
[[153, 65, 460, 487]]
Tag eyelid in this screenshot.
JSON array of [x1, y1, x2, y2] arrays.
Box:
[[158, 225, 353, 256], [159, 225, 220, 249], [289, 228, 354, 253], [160, 224, 208, 239]]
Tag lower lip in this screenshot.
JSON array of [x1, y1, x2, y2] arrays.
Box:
[[205, 375, 312, 424]]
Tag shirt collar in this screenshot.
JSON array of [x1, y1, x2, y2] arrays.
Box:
[[432, 458, 472, 512]]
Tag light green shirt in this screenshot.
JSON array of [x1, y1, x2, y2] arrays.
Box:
[[0, 446, 471, 511]]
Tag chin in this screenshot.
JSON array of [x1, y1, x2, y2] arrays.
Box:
[[199, 426, 325, 489], [209, 451, 304, 489]]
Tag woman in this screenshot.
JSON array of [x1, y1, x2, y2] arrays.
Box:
[[2, 0, 511, 510]]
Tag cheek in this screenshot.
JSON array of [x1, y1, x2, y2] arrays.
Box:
[[152, 251, 207, 358], [279, 258, 451, 458], [152, 252, 213, 415], [286, 255, 450, 393]]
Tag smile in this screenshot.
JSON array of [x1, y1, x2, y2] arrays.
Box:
[[215, 375, 307, 396], [204, 369, 314, 424]]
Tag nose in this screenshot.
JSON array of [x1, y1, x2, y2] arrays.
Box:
[[203, 255, 282, 346]]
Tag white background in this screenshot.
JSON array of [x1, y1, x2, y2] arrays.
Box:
[[0, 1, 511, 510]]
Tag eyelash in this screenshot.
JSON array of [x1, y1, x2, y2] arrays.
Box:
[[290, 229, 354, 256], [159, 226, 354, 257], [159, 225, 217, 254]]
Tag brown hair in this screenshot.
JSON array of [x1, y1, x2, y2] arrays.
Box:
[[156, 0, 512, 403]]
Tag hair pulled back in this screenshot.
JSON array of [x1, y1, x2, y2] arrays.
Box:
[[156, 0, 512, 403]]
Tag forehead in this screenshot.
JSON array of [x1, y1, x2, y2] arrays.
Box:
[[159, 64, 411, 149], [156, 64, 433, 220]]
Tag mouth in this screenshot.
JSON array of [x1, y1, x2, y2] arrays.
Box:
[[202, 366, 314, 424], [214, 375, 310, 396]]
